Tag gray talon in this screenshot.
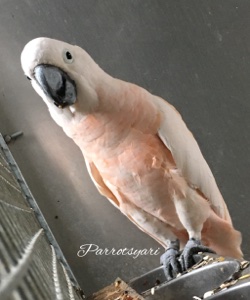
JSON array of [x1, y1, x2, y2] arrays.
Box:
[[180, 238, 215, 271], [160, 240, 182, 281]]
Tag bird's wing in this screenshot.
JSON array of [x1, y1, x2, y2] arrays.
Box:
[[84, 157, 120, 209], [152, 96, 232, 223]]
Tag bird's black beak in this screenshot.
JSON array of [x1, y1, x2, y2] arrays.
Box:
[[34, 64, 77, 108]]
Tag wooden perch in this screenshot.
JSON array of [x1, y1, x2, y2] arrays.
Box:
[[88, 278, 144, 300]]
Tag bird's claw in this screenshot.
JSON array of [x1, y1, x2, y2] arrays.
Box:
[[160, 240, 182, 281], [179, 238, 215, 271], [161, 239, 215, 281]]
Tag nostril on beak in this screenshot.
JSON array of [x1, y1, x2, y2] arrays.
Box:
[[26, 76, 31, 81]]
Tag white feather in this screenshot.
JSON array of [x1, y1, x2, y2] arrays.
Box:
[[152, 96, 232, 223]]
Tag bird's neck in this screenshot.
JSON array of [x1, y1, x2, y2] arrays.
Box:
[[61, 77, 161, 159]]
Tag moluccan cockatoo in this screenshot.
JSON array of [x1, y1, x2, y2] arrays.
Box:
[[21, 38, 242, 279]]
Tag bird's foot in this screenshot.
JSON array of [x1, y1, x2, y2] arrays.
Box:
[[160, 240, 182, 281], [180, 238, 215, 271]]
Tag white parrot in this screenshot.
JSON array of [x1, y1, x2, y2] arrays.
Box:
[[21, 38, 242, 279]]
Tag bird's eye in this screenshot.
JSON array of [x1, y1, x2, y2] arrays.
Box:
[[66, 51, 72, 60], [26, 76, 31, 81], [63, 49, 74, 64]]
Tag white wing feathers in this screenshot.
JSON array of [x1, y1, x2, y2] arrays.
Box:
[[153, 96, 232, 224]]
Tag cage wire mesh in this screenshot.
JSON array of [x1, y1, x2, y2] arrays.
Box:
[[0, 134, 84, 300]]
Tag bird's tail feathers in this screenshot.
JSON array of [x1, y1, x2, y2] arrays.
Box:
[[202, 211, 243, 259]]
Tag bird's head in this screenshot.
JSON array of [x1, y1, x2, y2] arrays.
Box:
[[21, 37, 102, 113]]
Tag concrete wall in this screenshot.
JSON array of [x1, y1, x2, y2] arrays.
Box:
[[0, 1, 249, 296]]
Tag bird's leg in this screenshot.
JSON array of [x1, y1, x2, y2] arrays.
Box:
[[179, 236, 215, 271], [173, 195, 215, 271], [119, 201, 182, 279], [160, 239, 182, 281]]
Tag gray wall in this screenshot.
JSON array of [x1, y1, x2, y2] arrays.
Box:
[[0, 0, 250, 296]]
